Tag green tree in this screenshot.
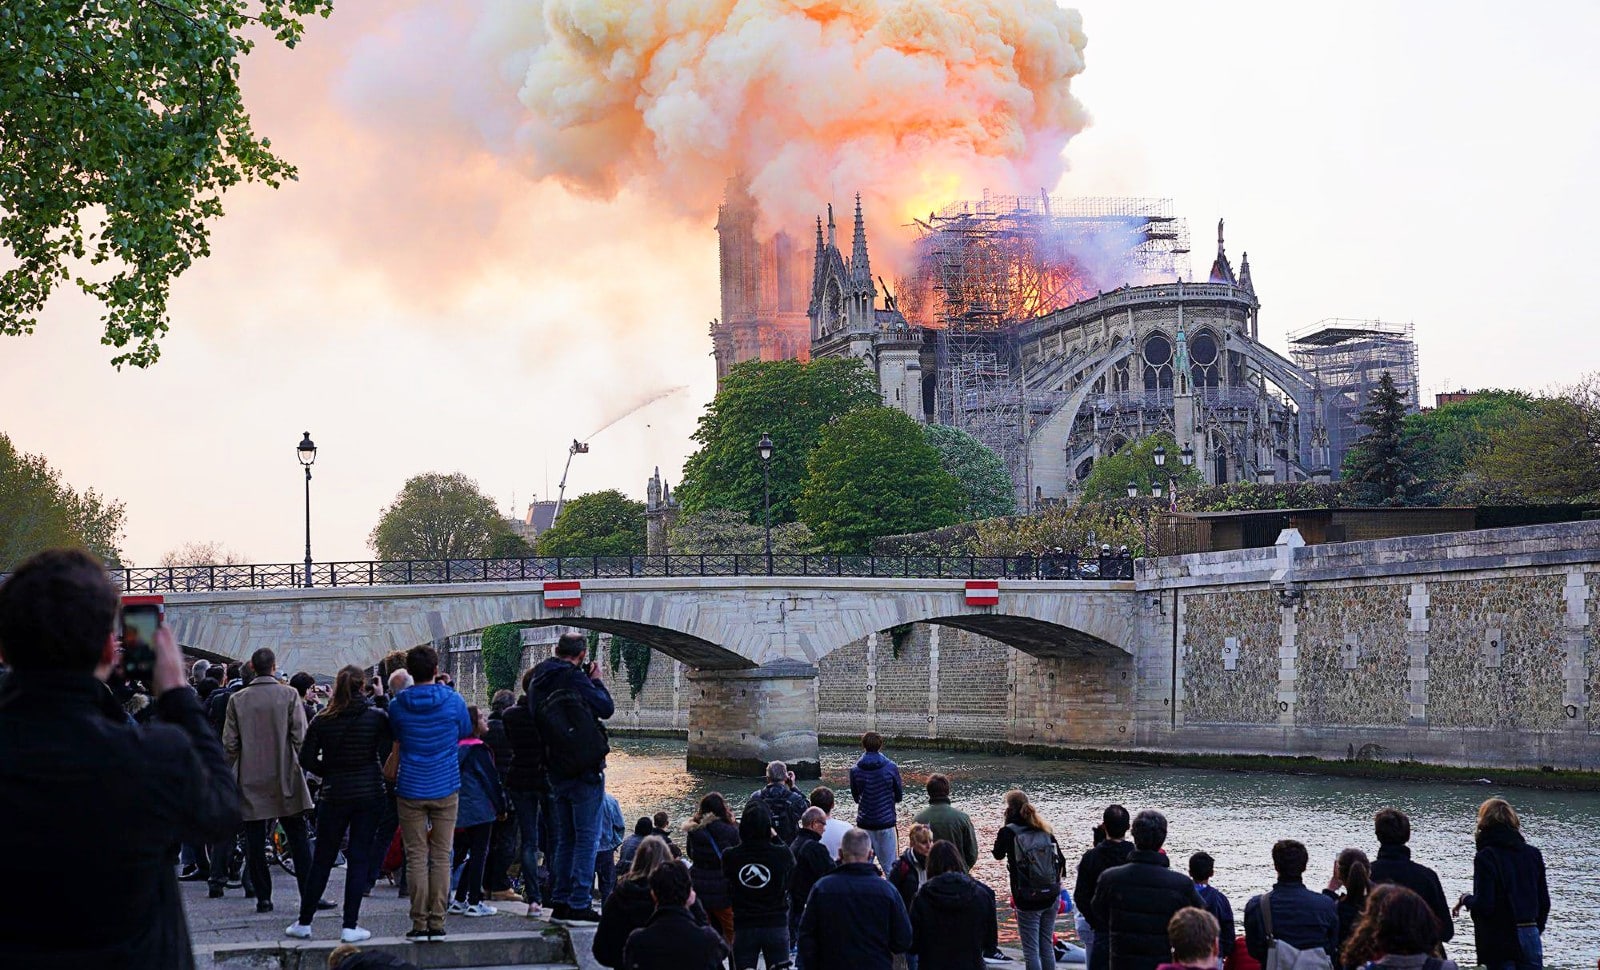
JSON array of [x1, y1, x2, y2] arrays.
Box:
[[0, 433, 127, 569], [1343, 372, 1423, 505], [0, 0, 334, 367], [1402, 390, 1537, 488], [1470, 376, 1600, 503], [968, 500, 1148, 557], [666, 507, 814, 555], [368, 473, 502, 560], [535, 490, 646, 558], [678, 358, 880, 524], [485, 531, 535, 559], [796, 408, 965, 553], [921, 424, 1016, 519], [1080, 433, 1202, 503], [480, 623, 529, 695]]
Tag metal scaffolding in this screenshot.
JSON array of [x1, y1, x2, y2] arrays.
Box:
[[1289, 319, 1419, 479]]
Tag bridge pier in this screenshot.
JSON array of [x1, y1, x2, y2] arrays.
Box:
[[686, 659, 819, 779]]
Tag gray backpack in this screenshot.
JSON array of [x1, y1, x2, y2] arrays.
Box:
[[1261, 891, 1334, 970]]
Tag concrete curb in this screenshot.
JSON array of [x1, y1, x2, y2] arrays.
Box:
[[203, 928, 571, 969]]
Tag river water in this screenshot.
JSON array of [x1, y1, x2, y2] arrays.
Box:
[[605, 737, 1600, 969]]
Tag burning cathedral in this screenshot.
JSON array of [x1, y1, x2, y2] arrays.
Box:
[[711, 183, 1417, 509]]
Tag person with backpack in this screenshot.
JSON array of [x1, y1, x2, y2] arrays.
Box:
[[1323, 849, 1372, 964], [1091, 810, 1204, 970], [1452, 797, 1548, 970], [1242, 840, 1339, 968], [1342, 885, 1460, 970], [684, 792, 741, 944], [528, 632, 614, 926], [849, 732, 904, 868], [910, 840, 998, 970], [502, 666, 550, 917], [992, 789, 1067, 970], [888, 823, 934, 920], [1076, 805, 1134, 970], [749, 760, 809, 844], [722, 800, 797, 970]]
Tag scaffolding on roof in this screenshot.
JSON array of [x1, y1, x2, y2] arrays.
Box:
[[1289, 319, 1420, 479]]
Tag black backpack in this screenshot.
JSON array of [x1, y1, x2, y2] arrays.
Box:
[[535, 685, 609, 779], [1007, 823, 1063, 907], [759, 786, 800, 842]]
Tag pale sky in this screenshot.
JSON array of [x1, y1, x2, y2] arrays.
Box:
[[2, 1, 1596, 567]]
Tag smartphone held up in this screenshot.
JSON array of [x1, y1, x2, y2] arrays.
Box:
[[119, 595, 164, 684]]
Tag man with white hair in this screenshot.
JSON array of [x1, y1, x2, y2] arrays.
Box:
[[797, 828, 911, 970], [749, 759, 809, 843]]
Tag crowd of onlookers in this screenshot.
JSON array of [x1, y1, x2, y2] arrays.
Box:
[[0, 548, 1564, 970]]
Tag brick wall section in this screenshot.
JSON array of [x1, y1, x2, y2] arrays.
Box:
[[937, 627, 1011, 741], [1182, 589, 1281, 723], [1295, 582, 1411, 726], [876, 626, 931, 714], [1010, 651, 1134, 746], [1427, 574, 1567, 730]]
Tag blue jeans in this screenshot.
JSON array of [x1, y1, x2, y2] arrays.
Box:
[[866, 827, 897, 872], [1490, 926, 1544, 970], [1017, 906, 1056, 970], [509, 789, 544, 904], [734, 924, 791, 970], [550, 775, 604, 910]]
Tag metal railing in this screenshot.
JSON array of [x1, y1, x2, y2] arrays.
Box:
[[99, 554, 1134, 593]]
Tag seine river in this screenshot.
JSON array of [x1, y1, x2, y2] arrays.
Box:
[[605, 737, 1600, 969]]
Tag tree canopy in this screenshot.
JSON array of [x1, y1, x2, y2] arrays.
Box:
[[368, 473, 502, 561], [677, 358, 880, 524], [921, 423, 1016, 519], [535, 490, 646, 558], [667, 507, 814, 555], [0, 433, 126, 569], [0, 0, 334, 367], [1343, 372, 1423, 505], [1401, 390, 1536, 488], [796, 407, 965, 553], [1080, 432, 1203, 503], [1468, 376, 1600, 503], [159, 540, 247, 567]]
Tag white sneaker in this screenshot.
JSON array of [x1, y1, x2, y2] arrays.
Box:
[[463, 902, 499, 917], [284, 923, 312, 940], [525, 902, 546, 918], [447, 899, 468, 915], [340, 927, 372, 944]]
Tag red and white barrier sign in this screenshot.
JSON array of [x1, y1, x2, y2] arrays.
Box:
[[965, 579, 999, 607], [543, 580, 582, 609]]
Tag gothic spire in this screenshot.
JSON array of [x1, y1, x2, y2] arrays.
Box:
[[1207, 217, 1235, 284], [1238, 251, 1253, 294], [851, 193, 872, 288], [826, 203, 836, 249]]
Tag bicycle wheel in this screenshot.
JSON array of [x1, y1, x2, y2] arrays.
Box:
[[270, 823, 296, 876]]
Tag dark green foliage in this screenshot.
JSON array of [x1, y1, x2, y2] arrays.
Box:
[[480, 623, 529, 696], [797, 407, 966, 553], [1402, 391, 1536, 486], [1469, 376, 1600, 503], [888, 623, 914, 659], [535, 490, 646, 558], [1080, 433, 1203, 504], [369, 473, 503, 560], [922, 424, 1016, 519], [0, 0, 334, 366], [678, 358, 881, 524], [486, 531, 535, 559], [1343, 372, 1423, 505], [0, 433, 126, 569], [616, 637, 651, 699]]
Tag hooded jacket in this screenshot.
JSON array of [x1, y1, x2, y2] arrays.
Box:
[[455, 737, 506, 828], [1370, 843, 1454, 943], [593, 874, 713, 968], [1463, 823, 1550, 966], [721, 804, 797, 929], [528, 656, 614, 781], [909, 870, 999, 970], [385, 682, 472, 801], [1092, 849, 1206, 970], [848, 750, 903, 830], [685, 814, 741, 911], [1075, 837, 1134, 928], [622, 904, 729, 970], [298, 699, 392, 803]]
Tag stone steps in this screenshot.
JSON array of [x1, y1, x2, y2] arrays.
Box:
[[204, 929, 573, 970]]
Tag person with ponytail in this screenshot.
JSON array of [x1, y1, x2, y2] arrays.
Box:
[[290, 664, 394, 943], [1324, 848, 1372, 966], [992, 790, 1066, 970]]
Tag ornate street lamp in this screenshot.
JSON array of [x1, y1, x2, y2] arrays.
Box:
[[1180, 444, 1195, 467], [1153, 445, 1167, 468], [1126, 480, 1138, 500], [297, 432, 317, 588], [759, 433, 774, 575]]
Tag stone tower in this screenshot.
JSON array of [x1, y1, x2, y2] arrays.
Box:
[[710, 180, 813, 387]]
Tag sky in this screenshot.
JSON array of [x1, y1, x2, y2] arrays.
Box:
[[2, 0, 1597, 567]]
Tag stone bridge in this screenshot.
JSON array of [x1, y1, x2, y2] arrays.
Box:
[[164, 576, 1137, 775]]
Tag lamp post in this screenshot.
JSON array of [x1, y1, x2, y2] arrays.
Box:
[[297, 432, 317, 588], [758, 432, 774, 575]]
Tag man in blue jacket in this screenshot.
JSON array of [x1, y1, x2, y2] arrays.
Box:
[[529, 631, 614, 925], [1242, 840, 1339, 964], [848, 731, 903, 870], [798, 828, 912, 970], [386, 645, 471, 941]]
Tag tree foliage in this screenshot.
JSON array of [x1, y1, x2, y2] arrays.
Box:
[[480, 623, 529, 696], [485, 531, 535, 559], [159, 540, 248, 567], [666, 507, 814, 555], [796, 408, 965, 553], [1469, 376, 1600, 503], [535, 490, 645, 558], [921, 423, 1016, 519], [678, 358, 880, 524], [1401, 391, 1536, 487], [606, 634, 651, 699], [1343, 372, 1423, 505], [968, 500, 1151, 557], [1080, 433, 1203, 503], [0, 433, 126, 569], [369, 473, 502, 561], [0, 0, 334, 366]]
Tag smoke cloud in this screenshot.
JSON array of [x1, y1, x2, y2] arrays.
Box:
[[509, 0, 1090, 239]]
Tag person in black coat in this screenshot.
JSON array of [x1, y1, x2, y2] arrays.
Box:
[[0, 549, 242, 970], [1076, 804, 1134, 970], [789, 807, 835, 940], [481, 689, 519, 900], [1369, 807, 1453, 943], [684, 793, 741, 943], [1092, 810, 1204, 970], [798, 827, 913, 970], [291, 665, 394, 941], [721, 800, 797, 970], [911, 841, 998, 970], [1243, 840, 1340, 962], [594, 837, 712, 967], [622, 862, 729, 970], [501, 670, 550, 913], [1453, 798, 1549, 970], [1322, 847, 1371, 966]]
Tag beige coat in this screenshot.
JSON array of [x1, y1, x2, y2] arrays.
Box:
[[223, 675, 314, 822]]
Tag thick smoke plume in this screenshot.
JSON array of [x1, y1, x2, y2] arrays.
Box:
[[512, 0, 1090, 239]]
